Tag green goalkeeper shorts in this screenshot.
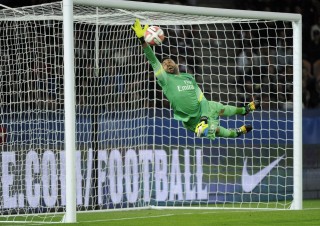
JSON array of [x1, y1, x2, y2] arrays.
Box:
[[182, 101, 224, 140]]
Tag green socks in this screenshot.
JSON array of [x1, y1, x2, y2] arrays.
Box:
[[222, 105, 245, 116], [216, 126, 238, 138]]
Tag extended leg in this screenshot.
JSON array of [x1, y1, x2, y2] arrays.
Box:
[[219, 105, 245, 116], [220, 100, 261, 117], [216, 126, 238, 138], [216, 125, 253, 138]]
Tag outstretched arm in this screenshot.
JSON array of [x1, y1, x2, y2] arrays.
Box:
[[132, 19, 167, 86]]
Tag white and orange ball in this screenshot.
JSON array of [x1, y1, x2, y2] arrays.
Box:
[[144, 26, 165, 46]]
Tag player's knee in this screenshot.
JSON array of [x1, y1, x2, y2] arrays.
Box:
[[215, 127, 220, 134], [219, 109, 225, 116]]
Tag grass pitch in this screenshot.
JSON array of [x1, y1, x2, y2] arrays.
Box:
[[2, 199, 320, 226]]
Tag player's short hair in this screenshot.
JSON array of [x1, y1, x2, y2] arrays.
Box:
[[161, 57, 175, 63], [161, 57, 171, 62]]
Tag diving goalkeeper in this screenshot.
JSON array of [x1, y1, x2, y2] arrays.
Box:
[[132, 19, 260, 139]]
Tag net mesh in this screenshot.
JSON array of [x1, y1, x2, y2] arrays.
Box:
[[0, 1, 295, 223]]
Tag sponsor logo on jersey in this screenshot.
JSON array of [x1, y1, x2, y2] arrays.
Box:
[[177, 80, 195, 92]]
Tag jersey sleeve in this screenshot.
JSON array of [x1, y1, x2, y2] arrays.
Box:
[[143, 45, 167, 87]]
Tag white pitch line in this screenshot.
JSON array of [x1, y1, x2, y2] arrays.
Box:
[[79, 207, 320, 224], [199, 207, 320, 214], [304, 207, 320, 210], [81, 213, 174, 223], [79, 210, 267, 224]]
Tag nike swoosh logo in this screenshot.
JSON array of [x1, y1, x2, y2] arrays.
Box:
[[242, 154, 285, 192]]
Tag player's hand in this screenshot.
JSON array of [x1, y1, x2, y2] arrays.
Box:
[[131, 18, 149, 38], [195, 116, 209, 137]]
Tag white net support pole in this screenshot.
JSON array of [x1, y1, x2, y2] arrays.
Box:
[[63, 0, 77, 223], [291, 19, 303, 210]]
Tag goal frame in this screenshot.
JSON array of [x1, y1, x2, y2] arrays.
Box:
[[61, 0, 303, 222]]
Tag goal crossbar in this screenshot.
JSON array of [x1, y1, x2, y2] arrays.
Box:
[[74, 0, 301, 22]]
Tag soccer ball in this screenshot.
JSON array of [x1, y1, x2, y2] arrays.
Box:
[[144, 26, 165, 46]]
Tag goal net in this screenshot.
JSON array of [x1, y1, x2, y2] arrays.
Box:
[[0, 0, 302, 223]]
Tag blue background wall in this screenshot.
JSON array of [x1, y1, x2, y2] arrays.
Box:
[[1, 108, 319, 199], [1, 109, 319, 145], [302, 109, 320, 145]]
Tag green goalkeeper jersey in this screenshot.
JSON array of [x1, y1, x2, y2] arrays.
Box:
[[143, 45, 209, 123]]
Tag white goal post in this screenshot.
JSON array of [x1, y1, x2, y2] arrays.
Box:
[[0, 0, 302, 224]]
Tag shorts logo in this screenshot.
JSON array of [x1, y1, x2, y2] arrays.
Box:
[[208, 124, 216, 134]]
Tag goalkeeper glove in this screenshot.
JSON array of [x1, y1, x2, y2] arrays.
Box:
[[195, 116, 209, 137], [131, 18, 149, 44]]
